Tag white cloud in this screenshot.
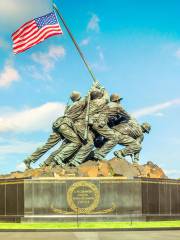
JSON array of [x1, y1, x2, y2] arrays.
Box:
[[26, 65, 52, 81], [0, 0, 51, 30], [87, 14, 100, 32], [31, 46, 66, 71], [16, 162, 26, 172], [164, 169, 180, 179], [80, 38, 91, 46], [0, 102, 65, 133], [0, 63, 20, 88], [29, 46, 65, 80], [132, 99, 180, 118], [0, 138, 44, 172], [0, 139, 42, 154]]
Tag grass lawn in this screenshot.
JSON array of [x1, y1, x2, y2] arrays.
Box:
[[0, 221, 180, 229]]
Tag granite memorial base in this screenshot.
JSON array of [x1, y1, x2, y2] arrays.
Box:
[[0, 177, 180, 222]]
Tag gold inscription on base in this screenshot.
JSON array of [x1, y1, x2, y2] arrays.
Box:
[[67, 181, 100, 214]]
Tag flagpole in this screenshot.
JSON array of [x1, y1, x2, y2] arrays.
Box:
[[52, 2, 97, 83]]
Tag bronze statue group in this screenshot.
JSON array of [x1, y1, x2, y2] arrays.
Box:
[[24, 81, 151, 169]]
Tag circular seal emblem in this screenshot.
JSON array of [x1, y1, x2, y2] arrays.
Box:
[[67, 181, 100, 214]]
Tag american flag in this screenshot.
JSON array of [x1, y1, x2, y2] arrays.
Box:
[[12, 12, 63, 54]]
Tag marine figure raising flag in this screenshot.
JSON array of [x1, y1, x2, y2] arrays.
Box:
[[12, 11, 63, 54], [19, 1, 152, 170]]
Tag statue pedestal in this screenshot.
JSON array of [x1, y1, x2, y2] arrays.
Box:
[[1, 177, 180, 222], [23, 177, 142, 222]]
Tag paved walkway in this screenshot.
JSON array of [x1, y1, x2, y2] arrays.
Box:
[[0, 231, 180, 240]]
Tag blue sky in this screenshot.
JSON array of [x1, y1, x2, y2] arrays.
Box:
[[0, 0, 180, 178]]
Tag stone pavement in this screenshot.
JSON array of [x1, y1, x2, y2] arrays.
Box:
[[0, 231, 180, 240]]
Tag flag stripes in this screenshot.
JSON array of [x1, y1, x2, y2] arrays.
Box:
[[12, 12, 63, 54]]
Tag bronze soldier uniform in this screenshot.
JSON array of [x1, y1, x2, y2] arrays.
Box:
[[54, 83, 112, 167], [132, 122, 151, 162], [68, 83, 105, 166], [92, 93, 131, 159], [40, 91, 86, 167], [23, 83, 151, 169], [113, 119, 151, 163], [85, 88, 120, 160], [42, 139, 68, 167], [53, 85, 115, 167], [23, 91, 86, 169], [69, 118, 94, 166], [52, 92, 89, 167], [23, 132, 61, 169]]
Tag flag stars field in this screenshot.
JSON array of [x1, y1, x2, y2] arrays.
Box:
[[35, 12, 58, 29]]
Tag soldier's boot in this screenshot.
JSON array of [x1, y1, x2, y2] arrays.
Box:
[[23, 158, 32, 170], [114, 150, 126, 160], [54, 155, 66, 168], [132, 153, 139, 164]]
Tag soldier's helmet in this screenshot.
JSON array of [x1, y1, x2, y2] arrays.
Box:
[[110, 94, 123, 102], [90, 90, 103, 100], [141, 122, 151, 133], [70, 91, 81, 102]]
